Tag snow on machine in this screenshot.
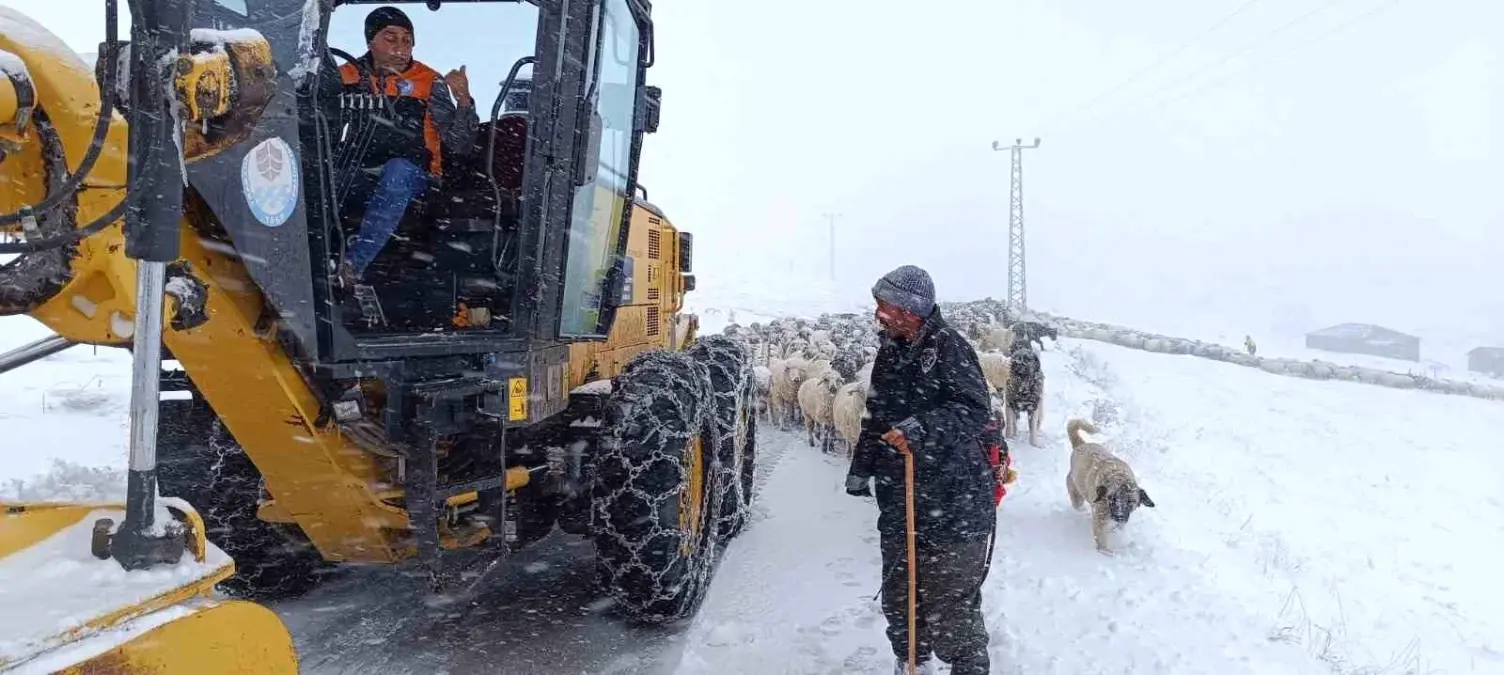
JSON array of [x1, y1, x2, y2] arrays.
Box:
[[1, 0, 754, 670]]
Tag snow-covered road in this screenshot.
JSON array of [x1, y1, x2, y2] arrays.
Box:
[[271, 417, 795, 675], [275, 531, 686, 674], [673, 340, 1504, 674], [6, 314, 1501, 674]]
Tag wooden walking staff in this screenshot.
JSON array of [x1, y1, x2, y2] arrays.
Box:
[[883, 426, 919, 675], [904, 447, 918, 675]]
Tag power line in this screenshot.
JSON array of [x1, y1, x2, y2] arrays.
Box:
[[1090, 0, 1345, 122], [1038, 0, 1266, 135], [1048, 0, 1363, 135], [1148, 0, 1406, 111]]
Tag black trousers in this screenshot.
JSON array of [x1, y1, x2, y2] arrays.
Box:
[[880, 531, 992, 674]]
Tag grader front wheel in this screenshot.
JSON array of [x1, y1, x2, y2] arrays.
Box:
[[589, 351, 724, 623], [687, 335, 758, 541]]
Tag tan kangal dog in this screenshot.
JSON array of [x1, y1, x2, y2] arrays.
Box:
[[1065, 419, 1154, 555]]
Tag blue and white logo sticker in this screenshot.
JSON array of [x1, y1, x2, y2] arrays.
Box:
[[396, 78, 414, 96], [240, 137, 300, 227]]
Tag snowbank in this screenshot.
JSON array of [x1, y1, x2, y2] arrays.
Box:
[[1055, 339, 1504, 674], [0, 317, 133, 498], [1040, 312, 1504, 403]]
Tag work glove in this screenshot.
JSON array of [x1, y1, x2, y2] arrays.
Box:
[[845, 474, 873, 498]]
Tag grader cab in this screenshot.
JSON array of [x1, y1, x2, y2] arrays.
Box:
[[1, 2, 754, 670]]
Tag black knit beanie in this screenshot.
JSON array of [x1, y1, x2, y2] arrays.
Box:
[[365, 6, 414, 44], [872, 265, 936, 317]]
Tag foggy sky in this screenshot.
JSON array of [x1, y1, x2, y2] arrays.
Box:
[[12, 0, 1501, 345]]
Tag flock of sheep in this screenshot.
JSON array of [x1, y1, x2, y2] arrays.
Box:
[[725, 299, 1043, 456]]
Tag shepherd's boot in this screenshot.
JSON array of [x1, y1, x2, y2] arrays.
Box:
[[892, 658, 938, 675]]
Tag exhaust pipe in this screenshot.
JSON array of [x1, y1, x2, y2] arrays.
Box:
[[0, 334, 76, 375]]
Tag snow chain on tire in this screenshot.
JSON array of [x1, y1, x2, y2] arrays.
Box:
[[687, 334, 758, 541], [590, 350, 725, 623]]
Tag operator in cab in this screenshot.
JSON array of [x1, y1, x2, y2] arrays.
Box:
[[328, 6, 479, 286]]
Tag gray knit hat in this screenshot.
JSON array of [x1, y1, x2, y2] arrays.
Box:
[[872, 265, 936, 317]]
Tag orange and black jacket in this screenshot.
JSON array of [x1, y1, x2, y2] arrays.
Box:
[[327, 53, 478, 177]]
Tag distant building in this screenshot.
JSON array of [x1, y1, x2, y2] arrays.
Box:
[[1467, 347, 1504, 377], [1305, 323, 1420, 362]]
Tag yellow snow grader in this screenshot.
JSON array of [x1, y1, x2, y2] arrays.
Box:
[[1, 0, 754, 670]]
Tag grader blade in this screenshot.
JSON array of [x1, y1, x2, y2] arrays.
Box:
[[0, 501, 297, 674]]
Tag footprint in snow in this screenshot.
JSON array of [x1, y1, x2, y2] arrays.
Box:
[[817, 613, 855, 636], [841, 645, 880, 672], [853, 607, 879, 629], [703, 622, 743, 647], [828, 556, 868, 587]]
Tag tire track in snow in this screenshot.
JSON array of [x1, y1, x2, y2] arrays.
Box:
[[278, 418, 797, 675], [672, 430, 890, 674]]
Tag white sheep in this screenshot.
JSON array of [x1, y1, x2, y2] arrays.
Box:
[[753, 364, 773, 422], [769, 356, 810, 429], [978, 352, 1011, 395], [797, 365, 843, 453], [831, 380, 868, 457], [977, 326, 1014, 353]]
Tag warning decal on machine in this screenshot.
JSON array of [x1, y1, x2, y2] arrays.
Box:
[[508, 377, 528, 421]]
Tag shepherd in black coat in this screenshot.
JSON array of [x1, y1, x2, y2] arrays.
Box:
[[845, 265, 995, 675]]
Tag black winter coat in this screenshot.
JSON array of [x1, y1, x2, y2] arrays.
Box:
[[848, 310, 997, 544]]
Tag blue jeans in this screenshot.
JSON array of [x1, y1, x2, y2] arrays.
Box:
[[344, 158, 429, 278]]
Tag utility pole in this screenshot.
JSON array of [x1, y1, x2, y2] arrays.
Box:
[[991, 138, 1040, 316], [822, 212, 840, 281]]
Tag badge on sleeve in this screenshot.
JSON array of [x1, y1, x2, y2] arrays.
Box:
[[920, 347, 937, 374]]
